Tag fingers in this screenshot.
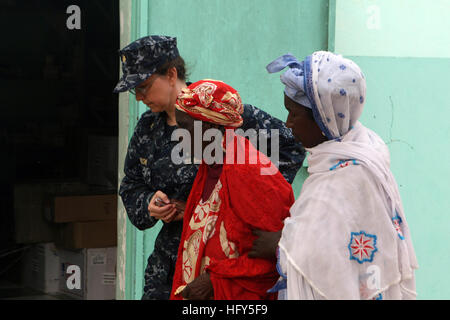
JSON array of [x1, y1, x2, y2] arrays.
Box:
[[181, 285, 190, 299], [148, 195, 185, 223], [151, 206, 176, 220], [150, 203, 175, 215], [155, 191, 170, 204], [149, 191, 176, 219], [149, 202, 175, 217], [181, 273, 213, 300], [161, 207, 178, 223], [150, 191, 170, 207], [170, 200, 186, 215]]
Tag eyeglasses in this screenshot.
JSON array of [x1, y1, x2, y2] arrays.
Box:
[[129, 75, 158, 96]]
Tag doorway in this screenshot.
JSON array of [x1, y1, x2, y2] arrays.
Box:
[[0, 0, 119, 299]]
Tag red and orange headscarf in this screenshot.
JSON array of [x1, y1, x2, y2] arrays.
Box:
[[175, 79, 244, 128]]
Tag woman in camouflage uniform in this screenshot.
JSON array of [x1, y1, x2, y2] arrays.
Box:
[[113, 35, 305, 300]]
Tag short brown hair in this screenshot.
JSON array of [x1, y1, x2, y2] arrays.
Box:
[[155, 56, 188, 81]]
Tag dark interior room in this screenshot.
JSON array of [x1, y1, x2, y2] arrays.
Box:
[[0, 0, 119, 299]]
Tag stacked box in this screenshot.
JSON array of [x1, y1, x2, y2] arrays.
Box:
[[46, 194, 118, 249], [58, 247, 117, 300], [21, 243, 60, 293]]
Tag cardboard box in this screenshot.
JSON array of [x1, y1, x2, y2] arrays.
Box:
[[58, 247, 116, 300], [47, 194, 117, 223], [14, 181, 90, 244], [55, 220, 117, 249], [21, 243, 60, 293]]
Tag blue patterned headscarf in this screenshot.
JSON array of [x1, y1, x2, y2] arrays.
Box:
[[267, 51, 367, 141], [266, 53, 312, 109]]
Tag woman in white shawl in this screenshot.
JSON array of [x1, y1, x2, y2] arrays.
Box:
[[249, 51, 418, 300]]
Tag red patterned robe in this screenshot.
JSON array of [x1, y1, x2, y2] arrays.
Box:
[[170, 133, 294, 300]]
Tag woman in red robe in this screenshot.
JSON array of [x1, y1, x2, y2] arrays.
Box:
[[170, 80, 295, 300]]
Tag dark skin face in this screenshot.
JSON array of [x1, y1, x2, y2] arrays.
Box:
[[284, 94, 327, 148]]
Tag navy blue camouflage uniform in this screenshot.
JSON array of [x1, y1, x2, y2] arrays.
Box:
[[115, 36, 305, 300]]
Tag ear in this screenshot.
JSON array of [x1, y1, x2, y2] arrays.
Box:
[[166, 67, 178, 85]]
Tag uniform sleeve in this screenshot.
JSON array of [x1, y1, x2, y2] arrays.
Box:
[[119, 119, 158, 231], [239, 104, 305, 184]]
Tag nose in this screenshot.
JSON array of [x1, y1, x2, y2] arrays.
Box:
[[135, 92, 144, 102]]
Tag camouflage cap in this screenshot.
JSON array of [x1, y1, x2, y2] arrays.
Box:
[[113, 35, 179, 93]]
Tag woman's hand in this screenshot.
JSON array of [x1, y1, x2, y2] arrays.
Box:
[[148, 191, 177, 223], [170, 199, 186, 222], [181, 273, 214, 300], [248, 229, 282, 260]]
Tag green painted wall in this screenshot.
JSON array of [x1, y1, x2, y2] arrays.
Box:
[[332, 0, 450, 299], [335, 0, 450, 58], [355, 57, 450, 300]]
